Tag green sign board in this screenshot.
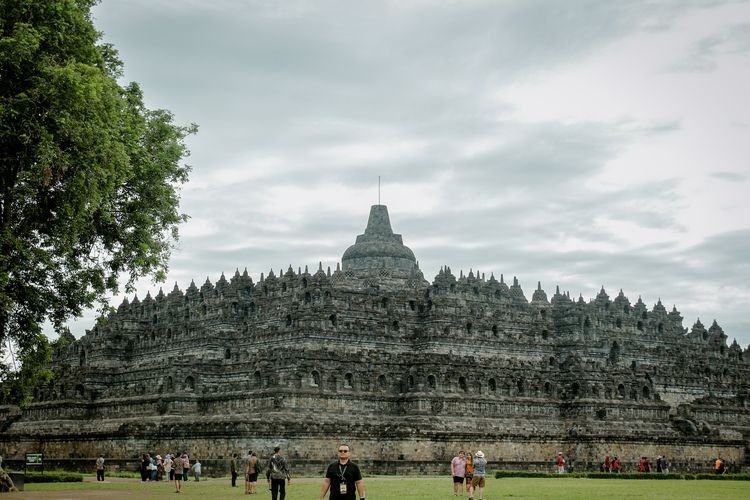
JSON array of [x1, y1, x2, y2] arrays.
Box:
[[25, 453, 43, 466]]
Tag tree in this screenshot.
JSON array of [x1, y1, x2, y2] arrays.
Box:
[[0, 0, 196, 405]]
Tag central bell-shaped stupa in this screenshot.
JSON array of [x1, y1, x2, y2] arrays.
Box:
[[341, 205, 418, 276]]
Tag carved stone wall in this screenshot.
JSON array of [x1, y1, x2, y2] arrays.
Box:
[[1, 205, 748, 473]]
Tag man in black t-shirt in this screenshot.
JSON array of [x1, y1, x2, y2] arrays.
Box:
[[319, 444, 365, 500]]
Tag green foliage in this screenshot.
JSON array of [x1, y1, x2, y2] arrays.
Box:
[[22, 471, 84, 483], [693, 473, 750, 481], [0, 329, 51, 407], [494, 470, 565, 478], [0, 0, 196, 404], [495, 470, 750, 481], [581, 472, 684, 480]]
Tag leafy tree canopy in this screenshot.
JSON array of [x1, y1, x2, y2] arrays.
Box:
[[0, 0, 196, 406]]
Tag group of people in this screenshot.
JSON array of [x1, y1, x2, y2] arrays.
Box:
[[715, 455, 727, 474], [601, 454, 621, 473], [136, 452, 200, 493], [234, 444, 365, 500], [450, 450, 488, 500], [600, 454, 672, 473], [90, 443, 366, 499], [225, 446, 295, 498], [603, 455, 668, 473]]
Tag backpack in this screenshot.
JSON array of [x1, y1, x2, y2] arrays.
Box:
[[269, 455, 285, 480]]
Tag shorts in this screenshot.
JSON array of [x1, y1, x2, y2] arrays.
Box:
[[247, 472, 258, 482], [465, 474, 473, 485], [453, 476, 464, 483], [472, 476, 486, 488]]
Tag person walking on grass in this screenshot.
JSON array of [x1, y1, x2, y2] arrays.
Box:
[[556, 452, 565, 474], [231, 453, 238, 487], [140, 453, 150, 482], [319, 443, 365, 500], [451, 450, 466, 496], [191, 458, 202, 482], [246, 450, 260, 495], [470, 451, 487, 500], [465, 451, 475, 498], [267, 446, 291, 500], [174, 457, 183, 494], [164, 454, 173, 481], [95, 454, 105, 481], [182, 453, 190, 482]]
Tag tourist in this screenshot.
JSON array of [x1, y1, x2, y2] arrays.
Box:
[[231, 453, 238, 487], [191, 458, 202, 482], [603, 454, 610, 473], [246, 450, 260, 495], [182, 453, 190, 481], [465, 451, 475, 498], [266, 446, 291, 500], [174, 455, 183, 494], [662, 456, 670, 473], [656, 455, 663, 473], [164, 454, 174, 481], [95, 454, 105, 481], [611, 456, 621, 473], [556, 452, 565, 474], [156, 455, 164, 481], [149, 454, 157, 481], [319, 443, 364, 500], [450, 450, 466, 496], [715, 456, 724, 474], [140, 453, 150, 482], [471, 451, 487, 500]]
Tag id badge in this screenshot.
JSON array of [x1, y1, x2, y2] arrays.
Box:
[[339, 482, 347, 494]]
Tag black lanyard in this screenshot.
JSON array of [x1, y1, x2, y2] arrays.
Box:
[[338, 463, 348, 482]]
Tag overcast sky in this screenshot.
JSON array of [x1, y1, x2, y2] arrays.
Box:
[[64, 0, 750, 346]]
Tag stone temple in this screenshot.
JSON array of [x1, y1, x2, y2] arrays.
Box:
[[1, 205, 749, 473]]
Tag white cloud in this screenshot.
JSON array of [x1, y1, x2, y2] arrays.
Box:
[[56, 0, 750, 348]]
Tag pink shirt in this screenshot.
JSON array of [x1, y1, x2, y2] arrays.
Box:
[[451, 456, 466, 477]]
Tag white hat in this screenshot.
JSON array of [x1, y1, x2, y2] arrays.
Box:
[[475, 451, 485, 458]]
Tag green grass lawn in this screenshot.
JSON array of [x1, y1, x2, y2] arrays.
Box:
[[22, 476, 750, 499]]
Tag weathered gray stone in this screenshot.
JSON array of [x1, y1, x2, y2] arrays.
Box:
[[1, 205, 748, 473]]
